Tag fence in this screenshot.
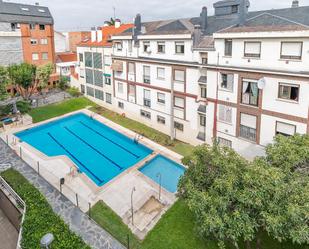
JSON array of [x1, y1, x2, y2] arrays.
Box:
[[12, 139, 92, 213]]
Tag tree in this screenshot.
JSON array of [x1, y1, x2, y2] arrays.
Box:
[[0, 66, 8, 100], [179, 141, 309, 249], [36, 63, 53, 100], [264, 134, 309, 174], [7, 63, 37, 100], [106, 17, 115, 26]]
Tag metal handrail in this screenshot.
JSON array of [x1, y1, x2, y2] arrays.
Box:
[[0, 174, 26, 249]]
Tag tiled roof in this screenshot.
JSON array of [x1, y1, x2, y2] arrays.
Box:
[[0, 1, 53, 24], [78, 24, 134, 47], [56, 52, 77, 63]]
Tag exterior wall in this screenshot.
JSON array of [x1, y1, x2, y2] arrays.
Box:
[[54, 31, 68, 53], [20, 23, 55, 66], [68, 32, 91, 52]]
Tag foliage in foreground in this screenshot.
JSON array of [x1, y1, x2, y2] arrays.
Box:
[[0, 65, 9, 100], [179, 134, 309, 249], [29, 97, 94, 123], [1, 169, 89, 249]]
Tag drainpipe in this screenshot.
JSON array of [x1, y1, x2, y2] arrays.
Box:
[[212, 52, 220, 141], [170, 76, 175, 141]]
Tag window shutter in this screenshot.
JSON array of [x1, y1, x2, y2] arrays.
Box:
[[128, 63, 135, 74], [276, 122, 295, 135], [240, 113, 257, 129], [245, 42, 260, 54], [174, 70, 185, 82], [144, 89, 151, 99], [174, 97, 184, 108], [281, 42, 302, 57], [143, 66, 150, 76]]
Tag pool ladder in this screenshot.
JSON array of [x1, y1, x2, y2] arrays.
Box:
[[134, 134, 143, 144]]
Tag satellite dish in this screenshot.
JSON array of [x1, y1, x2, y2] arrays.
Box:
[[257, 77, 266, 90], [146, 47, 152, 53]]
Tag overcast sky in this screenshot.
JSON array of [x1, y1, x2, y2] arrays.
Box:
[[6, 0, 309, 30]]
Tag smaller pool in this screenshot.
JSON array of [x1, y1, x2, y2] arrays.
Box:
[[139, 155, 186, 193]]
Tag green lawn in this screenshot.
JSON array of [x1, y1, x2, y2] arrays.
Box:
[[1, 169, 90, 249], [91, 106, 195, 157], [29, 97, 95, 123]]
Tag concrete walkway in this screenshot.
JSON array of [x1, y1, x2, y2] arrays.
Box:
[[0, 208, 18, 249], [0, 139, 125, 249]]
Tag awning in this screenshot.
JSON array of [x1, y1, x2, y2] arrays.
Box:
[[198, 105, 206, 113], [111, 60, 123, 72], [198, 76, 207, 84]]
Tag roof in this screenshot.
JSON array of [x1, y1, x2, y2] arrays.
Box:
[[56, 52, 77, 63], [0, 1, 53, 24], [114, 5, 309, 48], [78, 24, 134, 47]]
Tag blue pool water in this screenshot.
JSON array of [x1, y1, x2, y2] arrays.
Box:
[[139, 155, 186, 193], [15, 113, 152, 186]]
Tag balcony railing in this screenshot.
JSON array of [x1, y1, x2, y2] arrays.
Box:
[[143, 99, 151, 107], [239, 125, 256, 142]]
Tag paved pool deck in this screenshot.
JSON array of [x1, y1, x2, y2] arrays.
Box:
[[0, 139, 125, 249], [0, 208, 18, 249]]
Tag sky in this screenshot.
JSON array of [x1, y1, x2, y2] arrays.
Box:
[[5, 0, 309, 31]]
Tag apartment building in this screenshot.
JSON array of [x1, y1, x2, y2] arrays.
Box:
[[71, 20, 133, 104], [68, 31, 91, 52], [74, 0, 309, 159], [0, 0, 55, 66]]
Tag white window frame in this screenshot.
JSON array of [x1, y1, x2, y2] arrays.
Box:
[[244, 41, 261, 58], [218, 105, 232, 124], [157, 67, 165, 80], [281, 41, 303, 60], [32, 53, 39, 61], [157, 92, 165, 104]]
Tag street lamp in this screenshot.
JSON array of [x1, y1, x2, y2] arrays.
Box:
[[40, 233, 54, 248], [131, 187, 136, 225], [156, 173, 162, 200]]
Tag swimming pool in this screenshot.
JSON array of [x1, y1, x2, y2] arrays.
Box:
[[15, 113, 152, 186], [139, 155, 186, 193]]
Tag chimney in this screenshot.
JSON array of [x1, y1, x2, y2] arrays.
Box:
[[193, 24, 202, 47], [35, 2, 40, 5], [91, 27, 97, 42], [97, 27, 103, 42], [292, 0, 299, 7], [134, 14, 142, 33], [115, 19, 121, 28], [200, 7, 208, 34], [238, 0, 247, 26]]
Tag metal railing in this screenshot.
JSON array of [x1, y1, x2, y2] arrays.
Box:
[[0, 175, 26, 249], [239, 125, 257, 142]]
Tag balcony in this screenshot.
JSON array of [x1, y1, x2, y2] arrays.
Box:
[[197, 132, 206, 141], [239, 125, 256, 142]]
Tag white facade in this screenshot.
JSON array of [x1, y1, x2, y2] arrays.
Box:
[[72, 17, 309, 159], [54, 31, 69, 53]]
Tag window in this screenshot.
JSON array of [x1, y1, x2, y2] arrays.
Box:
[[244, 42, 261, 58], [86, 69, 93, 84], [157, 42, 165, 53], [94, 70, 103, 87], [231, 5, 238, 13], [174, 121, 184, 131], [21, 7, 29, 11], [106, 93, 112, 104], [218, 137, 232, 148], [241, 80, 259, 106], [141, 110, 151, 119], [174, 69, 185, 82], [11, 23, 20, 31], [157, 92, 165, 104], [174, 96, 185, 109], [32, 53, 39, 61], [201, 53, 208, 64], [81, 85, 85, 94], [105, 75, 111, 85], [143, 41, 150, 53], [200, 115, 206, 127], [128, 62, 135, 75], [221, 73, 234, 91], [175, 42, 185, 54], [93, 53, 102, 69], [30, 39, 38, 45], [281, 42, 302, 60], [143, 89, 151, 107], [157, 115, 166, 125], [157, 67, 165, 79], [128, 84, 136, 102], [79, 53, 84, 62], [143, 66, 150, 83], [86, 86, 94, 97], [38, 9, 46, 13], [224, 39, 233, 56], [85, 52, 93, 67], [115, 42, 122, 51], [128, 40, 133, 53], [218, 105, 232, 123], [276, 121, 296, 137], [118, 82, 124, 93], [29, 23, 36, 30], [42, 52, 48, 60], [118, 102, 124, 109], [104, 56, 111, 65], [95, 89, 104, 100], [39, 24, 45, 30], [200, 85, 207, 98], [41, 39, 48, 45], [278, 83, 299, 102], [239, 113, 257, 142], [79, 69, 85, 78]]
